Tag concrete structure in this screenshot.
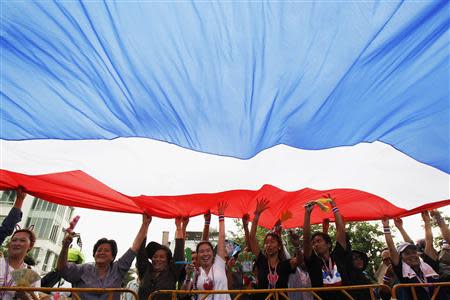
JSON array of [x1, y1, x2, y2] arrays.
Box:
[[0, 190, 75, 274], [167, 231, 219, 253]]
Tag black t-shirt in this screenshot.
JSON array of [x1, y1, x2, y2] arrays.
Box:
[[255, 252, 295, 289], [393, 253, 448, 300], [305, 241, 352, 300]]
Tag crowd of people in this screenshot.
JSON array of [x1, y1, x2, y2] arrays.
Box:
[[0, 188, 449, 300]]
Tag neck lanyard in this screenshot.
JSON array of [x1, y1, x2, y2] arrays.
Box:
[[267, 259, 279, 288], [1, 258, 23, 298], [201, 265, 215, 300], [415, 269, 431, 297], [321, 257, 334, 278]]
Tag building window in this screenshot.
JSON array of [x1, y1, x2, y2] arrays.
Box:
[[49, 224, 59, 242], [66, 207, 74, 222], [42, 250, 52, 272], [30, 247, 41, 260], [0, 191, 16, 205], [26, 217, 55, 240], [52, 254, 59, 269]]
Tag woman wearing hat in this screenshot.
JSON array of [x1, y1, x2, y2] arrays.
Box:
[[382, 212, 446, 300], [137, 216, 189, 300]]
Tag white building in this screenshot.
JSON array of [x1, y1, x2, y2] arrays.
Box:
[[0, 190, 75, 274]]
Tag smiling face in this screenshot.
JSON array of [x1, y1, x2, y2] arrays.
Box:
[[152, 249, 169, 272], [8, 232, 32, 259], [198, 243, 214, 268], [264, 235, 281, 257], [94, 243, 114, 265], [401, 247, 420, 267]]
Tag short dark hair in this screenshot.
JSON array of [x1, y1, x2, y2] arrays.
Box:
[[196, 241, 214, 253], [311, 232, 333, 250], [93, 238, 118, 260]]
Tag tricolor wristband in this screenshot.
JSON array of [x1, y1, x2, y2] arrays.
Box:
[[383, 227, 391, 234], [204, 221, 210, 225], [383, 276, 391, 282], [219, 215, 225, 221], [332, 207, 339, 214]]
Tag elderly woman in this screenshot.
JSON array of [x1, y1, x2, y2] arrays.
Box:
[[57, 214, 151, 300], [137, 216, 188, 300], [382, 212, 445, 300], [181, 202, 230, 300], [0, 188, 39, 300]]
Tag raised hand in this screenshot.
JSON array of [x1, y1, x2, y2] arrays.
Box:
[[16, 186, 26, 202], [62, 233, 73, 248], [143, 213, 152, 226], [182, 216, 190, 229], [421, 211, 431, 223], [254, 197, 270, 216], [381, 218, 389, 228], [242, 213, 250, 227], [175, 216, 182, 229], [393, 218, 403, 228], [218, 201, 228, 215], [204, 210, 211, 223], [304, 201, 316, 214]]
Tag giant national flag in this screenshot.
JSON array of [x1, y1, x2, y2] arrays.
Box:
[[1, 1, 448, 226]]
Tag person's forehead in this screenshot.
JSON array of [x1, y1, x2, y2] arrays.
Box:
[[198, 244, 212, 251], [12, 232, 29, 239], [153, 249, 167, 256], [402, 247, 417, 254], [98, 243, 112, 250], [312, 235, 325, 242]]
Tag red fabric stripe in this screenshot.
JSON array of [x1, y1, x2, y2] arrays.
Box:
[[1, 169, 447, 228]]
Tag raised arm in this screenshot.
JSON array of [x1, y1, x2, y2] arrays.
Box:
[[422, 211, 438, 260], [174, 216, 189, 262], [393, 218, 414, 244], [430, 210, 450, 245], [131, 214, 152, 253], [322, 218, 330, 234], [216, 202, 228, 260], [242, 213, 251, 249], [382, 218, 399, 266], [136, 215, 152, 279], [303, 202, 315, 259], [202, 211, 211, 241], [249, 198, 270, 256], [57, 233, 73, 272], [0, 188, 26, 246], [289, 229, 303, 269], [331, 199, 346, 250]]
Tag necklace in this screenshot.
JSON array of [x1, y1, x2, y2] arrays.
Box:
[[1, 257, 23, 298], [321, 257, 334, 279], [267, 260, 279, 289]]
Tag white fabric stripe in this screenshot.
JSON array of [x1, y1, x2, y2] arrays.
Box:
[[1, 138, 448, 209]]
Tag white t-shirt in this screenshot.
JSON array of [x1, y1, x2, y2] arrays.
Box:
[[0, 257, 41, 300], [196, 256, 230, 300]]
